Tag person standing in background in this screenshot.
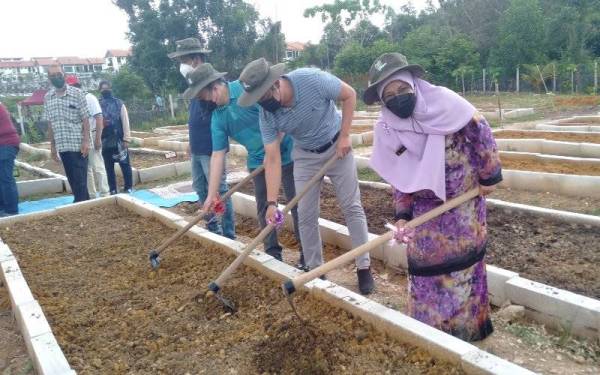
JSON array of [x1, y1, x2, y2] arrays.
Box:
[[43, 65, 90, 202], [65, 75, 109, 198], [98, 80, 134, 194], [0, 102, 20, 217]]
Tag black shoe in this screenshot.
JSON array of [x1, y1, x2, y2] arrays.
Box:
[[357, 268, 374, 295], [265, 249, 283, 262], [319, 274, 327, 280]]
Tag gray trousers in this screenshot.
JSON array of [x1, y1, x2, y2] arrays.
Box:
[[252, 162, 302, 258], [292, 144, 370, 270]]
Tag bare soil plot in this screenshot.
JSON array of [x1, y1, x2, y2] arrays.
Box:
[[495, 130, 600, 144]]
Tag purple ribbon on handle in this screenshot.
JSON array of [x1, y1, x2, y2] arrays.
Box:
[[267, 209, 285, 229]]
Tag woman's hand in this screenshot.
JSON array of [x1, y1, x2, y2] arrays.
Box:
[[479, 184, 497, 196], [391, 219, 415, 244]]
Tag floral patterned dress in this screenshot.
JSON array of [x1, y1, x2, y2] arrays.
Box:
[[393, 116, 502, 342]]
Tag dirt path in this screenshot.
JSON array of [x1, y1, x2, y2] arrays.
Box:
[[0, 207, 460, 374], [495, 130, 600, 144], [500, 157, 600, 176]]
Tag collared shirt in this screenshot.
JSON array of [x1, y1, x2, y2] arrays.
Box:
[[259, 68, 341, 150], [188, 98, 213, 155], [42, 85, 89, 152], [211, 80, 293, 170]]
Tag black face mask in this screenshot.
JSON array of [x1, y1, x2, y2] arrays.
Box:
[[259, 97, 282, 113], [101, 90, 112, 99], [385, 93, 416, 119], [50, 76, 65, 89]]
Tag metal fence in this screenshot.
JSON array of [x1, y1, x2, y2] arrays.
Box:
[[125, 95, 189, 130]]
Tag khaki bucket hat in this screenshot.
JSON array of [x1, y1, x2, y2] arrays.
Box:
[[168, 38, 212, 59], [237, 58, 285, 107], [363, 52, 424, 105], [182, 64, 227, 100]]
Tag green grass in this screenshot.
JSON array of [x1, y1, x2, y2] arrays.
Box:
[[357, 168, 383, 182]]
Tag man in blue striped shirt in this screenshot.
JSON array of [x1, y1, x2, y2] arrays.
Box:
[[238, 58, 374, 295]]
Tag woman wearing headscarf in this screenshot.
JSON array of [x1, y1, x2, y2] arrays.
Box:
[[364, 53, 502, 342]]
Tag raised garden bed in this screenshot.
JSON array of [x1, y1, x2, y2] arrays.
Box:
[[0, 206, 463, 374], [500, 156, 600, 176], [239, 183, 600, 300]]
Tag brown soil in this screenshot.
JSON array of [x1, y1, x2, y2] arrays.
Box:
[[495, 130, 600, 144], [129, 153, 187, 169], [492, 187, 600, 216], [130, 131, 160, 139], [350, 125, 373, 134], [239, 183, 600, 299], [226, 216, 600, 374], [0, 284, 34, 374], [22, 158, 64, 175], [501, 156, 600, 176], [0, 206, 460, 374]]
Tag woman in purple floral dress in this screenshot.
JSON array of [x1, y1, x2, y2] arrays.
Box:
[[364, 53, 502, 342]]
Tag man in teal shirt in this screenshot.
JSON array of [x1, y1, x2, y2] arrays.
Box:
[[183, 63, 303, 264]]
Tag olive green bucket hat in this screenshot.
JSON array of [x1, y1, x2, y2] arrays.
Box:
[[182, 63, 227, 100], [363, 52, 425, 105], [237, 58, 285, 107], [168, 38, 212, 60]]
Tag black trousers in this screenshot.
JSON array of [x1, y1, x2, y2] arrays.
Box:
[[102, 147, 133, 193], [59, 151, 90, 202]]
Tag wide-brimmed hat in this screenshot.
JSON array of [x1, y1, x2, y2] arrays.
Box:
[[182, 64, 227, 100], [168, 38, 212, 59], [237, 58, 285, 107], [363, 53, 425, 105]]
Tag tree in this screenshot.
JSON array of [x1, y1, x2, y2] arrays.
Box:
[[250, 20, 285, 63], [334, 39, 401, 77], [112, 68, 152, 101], [488, 0, 547, 76], [384, 6, 421, 43], [347, 19, 386, 47]]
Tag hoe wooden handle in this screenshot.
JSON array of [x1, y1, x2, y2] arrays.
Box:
[[283, 187, 481, 294], [155, 166, 265, 254], [210, 154, 340, 292]]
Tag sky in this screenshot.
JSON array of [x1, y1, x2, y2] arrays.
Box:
[[0, 0, 429, 59]]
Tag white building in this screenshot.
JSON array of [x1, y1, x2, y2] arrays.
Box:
[[105, 49, 131, 71], [285, 42, 305, 61], [0, 60, 36, 79]]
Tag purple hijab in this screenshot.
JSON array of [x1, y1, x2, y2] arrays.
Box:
[[369, 71, 476, 201]]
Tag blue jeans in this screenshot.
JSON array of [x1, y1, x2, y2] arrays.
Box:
[[60, 151, 90, 203], [191, 154, 235, 239], [0, 145, 19, 215]]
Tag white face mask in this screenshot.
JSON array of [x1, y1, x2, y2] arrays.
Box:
[[179, 63, 194, 79]]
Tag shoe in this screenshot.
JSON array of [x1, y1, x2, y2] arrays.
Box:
[[122, 188, 133, 194], [357, 267, 375, 295], [319, 274, 327, 281], [295, 252, 308, 271], [265, 248, 283, 262]]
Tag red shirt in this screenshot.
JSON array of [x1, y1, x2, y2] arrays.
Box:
[[0, 103, 20, 147]]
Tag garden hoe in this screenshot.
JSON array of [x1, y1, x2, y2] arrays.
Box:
[[148, 166, 265, 270], [281, 187, 481, 320], [207, 154, 340, 313]]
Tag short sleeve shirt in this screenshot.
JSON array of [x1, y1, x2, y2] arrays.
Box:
[[42, 85, 90, 152], [84, 92, 102, 132], [259, 68, 341, 150], [211, 80, 293, 169]]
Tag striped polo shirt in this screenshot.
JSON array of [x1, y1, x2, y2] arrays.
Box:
[[259, 68, 341, 150]]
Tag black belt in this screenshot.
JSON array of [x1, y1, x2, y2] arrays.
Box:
[[302, 131, 340, 154]]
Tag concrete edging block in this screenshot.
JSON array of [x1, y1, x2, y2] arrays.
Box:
[[461, 350, 536, 375], [0, 209, 59, 226], [17, 178, 64, 198], [1, 259, 35, 311], [15, 300, 52, 344], [54, 196, 116, 214], [138, 163, 178, 183], [174, 161, 192, 176], [506, 277, 600, 336], [485, 265, 519, 306], [115, 195, 155, 218], [29, 332, 73, 375], [0, 242, 15, 263]]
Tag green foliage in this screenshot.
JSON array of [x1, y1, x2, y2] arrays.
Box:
[[488, 0, 547, 75], [112, 68, 152, 102], [333, 39, 401, 77], [250, 20, 286, 63], [400, 25, 480, 88]]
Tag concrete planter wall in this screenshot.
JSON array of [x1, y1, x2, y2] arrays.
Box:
[[536, 124, 600, 132], [494, 139, 600, 158]]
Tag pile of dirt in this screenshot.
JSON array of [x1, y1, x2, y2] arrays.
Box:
[[0, 206, 460, 374], [130, 153, 187, 169], [495, 130, 600, 144]]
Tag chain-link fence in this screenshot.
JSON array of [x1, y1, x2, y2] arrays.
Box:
[[125, 95, 189, 131]]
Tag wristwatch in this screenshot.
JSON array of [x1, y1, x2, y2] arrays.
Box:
[[266, 201, 277, 208]]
